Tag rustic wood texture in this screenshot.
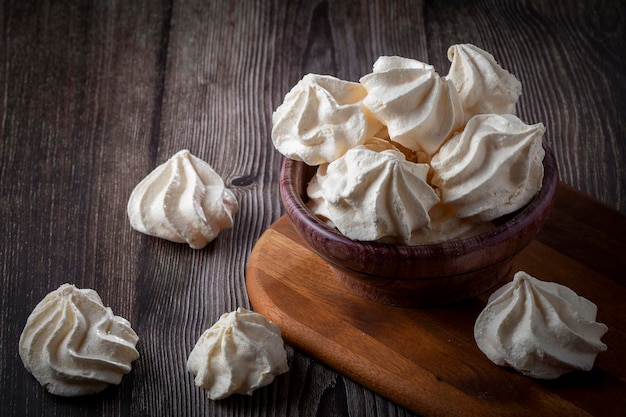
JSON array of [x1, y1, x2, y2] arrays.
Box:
[[0, 1, 624, 416], [247, 183, 626, 416]]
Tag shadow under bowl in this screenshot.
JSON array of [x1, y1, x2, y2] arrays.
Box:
[[279, 142, 558, 307]]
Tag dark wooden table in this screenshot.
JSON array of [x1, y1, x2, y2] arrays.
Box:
[[1, 1, 625, 416]]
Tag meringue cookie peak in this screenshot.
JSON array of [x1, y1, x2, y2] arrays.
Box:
[[446, 44, 522, 122], [430, 113, 545, 222], [187, 308, 288, 400], [307, 145, 440, 244], [360, 56, 464, 157], [19, 284, 139, 396], [474, 272, 608, 379], [127, 150, 238, 249], [272, 73, 383, 165]]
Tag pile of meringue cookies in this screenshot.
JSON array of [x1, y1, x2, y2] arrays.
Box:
[[273, 43, 546, 244], [17, 44, 607, 402]]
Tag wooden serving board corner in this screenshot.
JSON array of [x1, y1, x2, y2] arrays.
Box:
[[246, 183, 626, 417]]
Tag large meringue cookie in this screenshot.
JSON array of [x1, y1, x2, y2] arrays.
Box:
[[307, 145, 440, 245], [359, 56, 464, 157], [187, 308, 289, 400], [127, 150, 238, 249], [430, 113, 545, 222], [18, 284, 139, 396], [474, 271, 608, 379], [272, 73, 382, 165], [446, 44, 522, 121]]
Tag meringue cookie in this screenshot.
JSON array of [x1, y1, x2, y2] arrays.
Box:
[[474, 271, 608, 379], [307, 145, 440, 244], [127, 150, 238, 249], [409, 202, 496, 245], [446, 44, 522, 121], [272, 73, 383, 165], [360, 56, 464, 156], [430, 114, 545, 222], [187, 308, 288, 400], [19, 284, 139, 396]]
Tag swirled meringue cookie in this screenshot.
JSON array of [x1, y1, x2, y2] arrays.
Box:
[[474, 271, 608, 379], [360, 56, 464, 157], [446, 44, 522, 121], [127, 150, 238, 249], [19, 284, 139, 396], [272, 73, 383, 165], [307, 145, 440, 244], [187, 308, 288, 400], [430, 113, 545, 222]]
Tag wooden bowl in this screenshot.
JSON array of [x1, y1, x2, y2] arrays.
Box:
[[279, 142, 558, 307]]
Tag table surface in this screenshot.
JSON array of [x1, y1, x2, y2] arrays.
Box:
[[1, 1, 624, 416]]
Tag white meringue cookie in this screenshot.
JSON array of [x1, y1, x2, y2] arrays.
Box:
[[187, 308, 288, 400], [446, 44, 522, 121], [19, 284, 139, 396], [430, 113, 545, 222], [272, 73, 382, 165], [409, 202, 496, 245], [307, 145, 440, 244], [474, 271, 608, 379], [360, 56, 464, 156], [127, 150, 238, 249]]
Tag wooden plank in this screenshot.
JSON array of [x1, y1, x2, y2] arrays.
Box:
[[247, 182, 626, 417]]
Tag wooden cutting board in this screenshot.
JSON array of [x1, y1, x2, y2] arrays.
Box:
[[246, 183, 626, 417]]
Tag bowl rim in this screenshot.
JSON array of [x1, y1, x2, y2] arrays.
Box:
[[280, 141, 558, 260]]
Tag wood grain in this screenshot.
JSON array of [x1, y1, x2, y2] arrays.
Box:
[[1, 1, 625, 416], [247, 183, 626, 416]]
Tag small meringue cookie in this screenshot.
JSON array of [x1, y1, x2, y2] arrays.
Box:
[[187, 308, 288, 400], [307, 145, 440, 244], [430, 114, 545, 222], [19, 284, 139, 396], [127, 150, 238, 249], [272, 73, 383, 165], [360, 56, 464, 157], [474, 271, 608, 379], [446, 44, 522, 122]]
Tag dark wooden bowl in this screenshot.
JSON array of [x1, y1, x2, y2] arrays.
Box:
[[280, 142, 558, 307]]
